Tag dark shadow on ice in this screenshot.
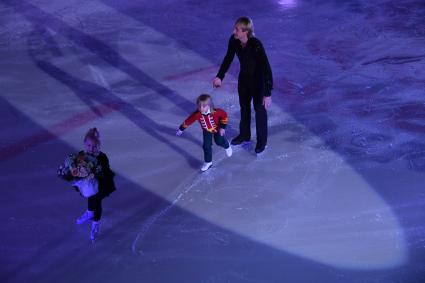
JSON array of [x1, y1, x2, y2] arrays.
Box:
[[2, 0, 206, 168], [4, 0, 194, 113], [27, 53, 200, 169]]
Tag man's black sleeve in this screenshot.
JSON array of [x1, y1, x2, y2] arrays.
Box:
[[255, 39, 273, 97], [216, 35, 236, 80]]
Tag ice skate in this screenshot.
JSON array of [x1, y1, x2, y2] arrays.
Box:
[[231, 135, 250, 146], [225, 145, 233, 157], [90, 221, 100, 241], [76, 210, 94, 225], [201, 162, 213, 172], [255, 144, 267, 155]]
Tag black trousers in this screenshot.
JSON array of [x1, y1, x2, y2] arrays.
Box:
[[238, 81, 268, 146], [88, 193, 104, 221], [203, 130, 230, 162]]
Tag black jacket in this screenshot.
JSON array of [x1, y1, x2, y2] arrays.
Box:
[[96, 151, 116, 197], [216, 35, 273, 97]]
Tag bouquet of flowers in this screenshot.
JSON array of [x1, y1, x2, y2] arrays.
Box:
[[58, 152, 102, 197]]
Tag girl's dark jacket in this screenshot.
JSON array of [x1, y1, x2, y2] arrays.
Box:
[[96, 151, 116, 197]]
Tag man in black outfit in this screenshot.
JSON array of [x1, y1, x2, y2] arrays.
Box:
[[213, 16, 273, 154]]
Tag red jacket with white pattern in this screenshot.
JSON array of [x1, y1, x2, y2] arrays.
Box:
[[179, 108, 228, 133]]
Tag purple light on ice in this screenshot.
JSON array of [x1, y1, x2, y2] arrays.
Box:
[[278, 0, 297, 9]]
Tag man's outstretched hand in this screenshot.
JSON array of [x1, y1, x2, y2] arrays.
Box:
[[263, 96, 272, 109], [212, 77, 222, 88]]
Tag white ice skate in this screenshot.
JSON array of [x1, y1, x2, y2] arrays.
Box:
[[225, 145, 233, 157], [76, 210, 94, 225], [201, 162, 213, 172], [90, 221, 100, 241]]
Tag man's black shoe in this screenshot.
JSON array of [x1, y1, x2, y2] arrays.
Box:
[[255, 144, 266, 154], [231, 135, 250, 146]]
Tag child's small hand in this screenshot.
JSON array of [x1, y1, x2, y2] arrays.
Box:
[[176, 129, 184, 136], [219, 128, 225, 136]]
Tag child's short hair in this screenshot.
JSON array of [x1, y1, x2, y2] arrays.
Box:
[[84, 128, 101, 145], [196, 94, 211, 104], [196, 94, 214, 109], [235, 16, 255, 38]]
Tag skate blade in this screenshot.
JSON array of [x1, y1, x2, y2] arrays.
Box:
[[231, 140, 252, 147], [255, 146, 268, 157], [200, 164, 213, 172]]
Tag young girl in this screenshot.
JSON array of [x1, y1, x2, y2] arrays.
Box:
[[177, 94, 232, 171], [76, 128, 116, 240]]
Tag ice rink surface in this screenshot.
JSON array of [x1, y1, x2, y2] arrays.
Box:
[[0, 0, 425, 282]]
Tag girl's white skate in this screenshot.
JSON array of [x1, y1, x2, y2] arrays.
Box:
[[201, 162, 213, 172]]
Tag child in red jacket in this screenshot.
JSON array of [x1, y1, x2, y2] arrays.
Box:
[[177, 94, 232, 171]]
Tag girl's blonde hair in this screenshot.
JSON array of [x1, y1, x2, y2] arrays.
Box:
[[84, 128, 101, 145], [235, 16, 255, 38]]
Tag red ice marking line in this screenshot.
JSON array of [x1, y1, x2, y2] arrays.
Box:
[[0, 101, 121, 161], [394, 121, 425, 133], [163, 65, 217, 81]]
